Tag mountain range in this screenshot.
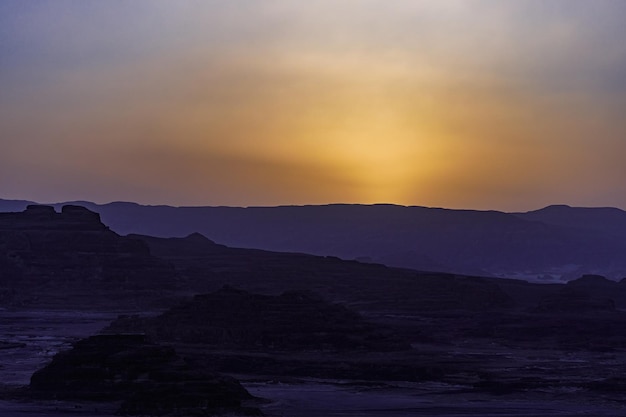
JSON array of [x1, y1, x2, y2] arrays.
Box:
[[2, 198, 626, 282]]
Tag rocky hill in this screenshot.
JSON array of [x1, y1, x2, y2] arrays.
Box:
[[107, 287, 408, 352], [516, 204, 626, 238], [29, 334, 260, 416], [128, 232, 517, 313], [0, 205, 177, 308]]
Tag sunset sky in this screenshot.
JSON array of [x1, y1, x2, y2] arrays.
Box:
[[2, 1, 626, 210]]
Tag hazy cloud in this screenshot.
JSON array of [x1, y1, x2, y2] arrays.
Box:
[[2, 0, 625, 209]]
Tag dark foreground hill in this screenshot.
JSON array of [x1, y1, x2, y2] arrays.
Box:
[[129, 232, 517, 313], [3, 198, 626, 281], [29, 334, 261, 416], [107, 287, 408, 352]]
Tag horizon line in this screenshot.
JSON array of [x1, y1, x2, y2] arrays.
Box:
[[2, 196, 625, 213]]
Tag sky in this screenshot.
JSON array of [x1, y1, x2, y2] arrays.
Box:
[[1, 0, 626, 211]]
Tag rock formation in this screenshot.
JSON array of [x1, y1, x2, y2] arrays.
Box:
[[108, 287, 409, 352], [0, 205, 177, 308], [30, 334, 261, 416]]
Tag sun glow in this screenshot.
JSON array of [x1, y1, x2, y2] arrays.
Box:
[[326, 127, 419, 203], [283, 96, 440, 204], [2, 1, 626, 209]]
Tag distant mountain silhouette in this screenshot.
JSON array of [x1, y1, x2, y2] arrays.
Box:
[[2, 199, 626, 281], [515, 204, 626, 237], [0, 198, 35, 212]]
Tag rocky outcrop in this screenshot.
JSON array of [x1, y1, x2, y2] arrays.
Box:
[[30, 334, 261, 416], [108, 287, 409, 352], [555, 274, 626, 309], [0, 206, 177, 308], [0, 204, 107, 231]]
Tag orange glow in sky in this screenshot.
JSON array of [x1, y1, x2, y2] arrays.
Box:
[[1, 1, 625, 210]]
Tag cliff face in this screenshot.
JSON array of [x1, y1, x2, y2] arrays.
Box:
[[0, 205, 177, 308], [0, 205, 144, 258], [0, 204, 107, 231]]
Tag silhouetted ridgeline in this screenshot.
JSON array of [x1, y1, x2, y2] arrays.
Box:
[[2, 198, 625, 281], [4, 204, 626, 314], [0, 204, 105, 231], [516, 204, 626, 237]]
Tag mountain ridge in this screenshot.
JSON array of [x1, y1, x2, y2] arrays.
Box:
[[2, 198, 626, 281]]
